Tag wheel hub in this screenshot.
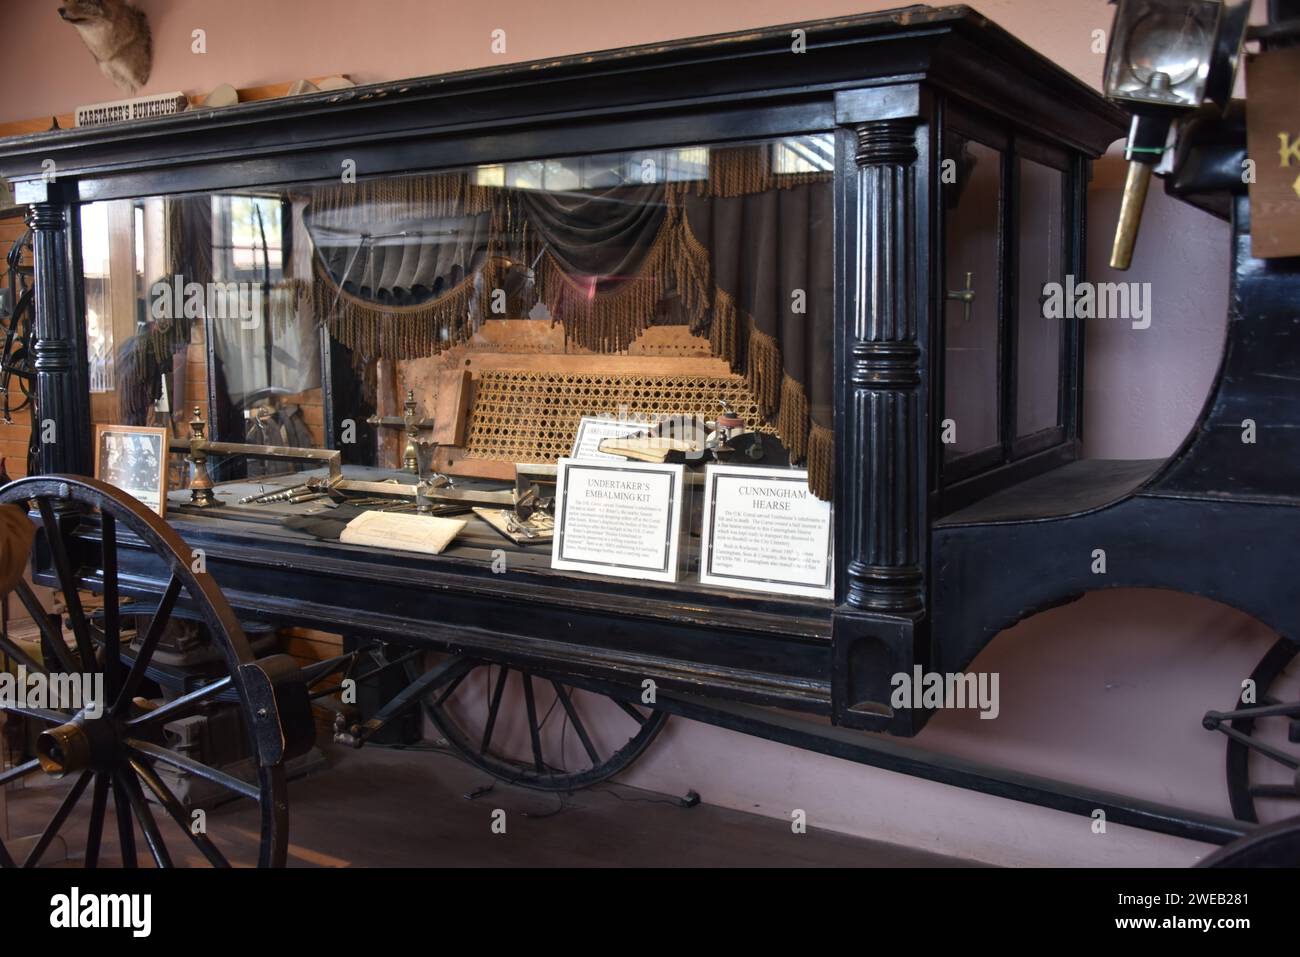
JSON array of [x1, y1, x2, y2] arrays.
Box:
[[36, 712, 120, 777]]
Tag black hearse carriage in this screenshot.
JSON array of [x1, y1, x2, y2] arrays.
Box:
[[1, 3, 1297, 867]]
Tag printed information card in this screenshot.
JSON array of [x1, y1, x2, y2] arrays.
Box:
[[699, 465, 833, 599], [551, 458, 685, 582], [570, 415, 650, 461]]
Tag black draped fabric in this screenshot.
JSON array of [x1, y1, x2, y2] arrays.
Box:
[[518, 183, 666, 290], [683, 181, 834, 470], [169, 195, 213, 289], [301, 166, 835, 496], [518, 179, 704, 353]]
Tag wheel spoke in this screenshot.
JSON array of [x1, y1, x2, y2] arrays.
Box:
[[111, 773, 138, 867], [0, 757, 40, 787], [614, 698, 649, 726], [1249, 784, 1300, 799], [0, 478, 288, 866], [130, 757, 230, 868], [35, 497, 96, 671], [12, 581, 72, 675], [126, 675, 232, 730], [0, 626, 49, 678], [4, 706, 68, 724], [101, 512, 121, 702], [480, 666, 508, 756], [23, 770, 91, 867], [126, 738, 260, 801], [115, 768, 172, 868], [112, 574, 181, 719], [1219, 722, 1300, 770], [85, 772, 110, 868], [1219, 700, 1300, 722], [522, 674, 545, 773], [432, 668, 470, 709], [551, 681, 601, 766]]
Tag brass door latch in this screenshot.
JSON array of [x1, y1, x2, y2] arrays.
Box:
[[946, 271, 976, 321]]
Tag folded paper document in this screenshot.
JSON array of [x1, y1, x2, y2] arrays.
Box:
[[338, 509, 465, 555]]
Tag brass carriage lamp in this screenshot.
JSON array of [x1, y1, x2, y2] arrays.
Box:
[[1104, 0, 1251, 269]]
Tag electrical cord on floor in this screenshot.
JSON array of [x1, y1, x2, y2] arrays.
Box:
[[369, 741, 464, 758], [590, 784, 701, 809], [520, 793, 567, 819]]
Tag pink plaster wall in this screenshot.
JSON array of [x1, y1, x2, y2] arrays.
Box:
[[4, 0, 1275, 865]]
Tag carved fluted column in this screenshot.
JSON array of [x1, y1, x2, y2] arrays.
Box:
[[29, 185, 93, 477], [845, 117, 925, 614]]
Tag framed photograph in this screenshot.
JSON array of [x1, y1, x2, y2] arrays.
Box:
[[94, 425, 169, 518]]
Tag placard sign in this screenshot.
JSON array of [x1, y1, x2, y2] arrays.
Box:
[[551, 458, 684, 582], [1247, 47, 1300, 259], [699, 465, 833, 599], [570, 415, 649, 461]]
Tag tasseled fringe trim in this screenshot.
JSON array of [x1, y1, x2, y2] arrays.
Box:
[[685, 214, 781, 421], [313, 255, 501, 360], [707, 286, 738, 368], [308, 171, 496, 226], [682, 213, 829, 499], [807, 424, 834, 502], [304, 165, 837, 501], [778, 374, 810, 464], [684, 145, 832, 198], [745, 327, 782, 422], [542, 204, 711, 353], [704, 289, 780, 436], [268, 278, 310, 337]]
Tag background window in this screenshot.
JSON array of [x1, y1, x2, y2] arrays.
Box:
[[942, 137, 1002, 460], [1016, 159, 1066, 438]]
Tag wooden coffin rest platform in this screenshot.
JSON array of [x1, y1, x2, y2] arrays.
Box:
[[384, 320, 777, 480]]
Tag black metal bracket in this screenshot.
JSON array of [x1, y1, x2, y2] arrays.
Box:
[[332, 655, 475, 748]]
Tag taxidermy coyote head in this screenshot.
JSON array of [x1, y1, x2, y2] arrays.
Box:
[[59, 0, 153, 93]]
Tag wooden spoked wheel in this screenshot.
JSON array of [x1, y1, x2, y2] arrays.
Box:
[[398, 651, 667, 792], [0, 476, 291, 867], [1215, 636, 1300, 823]]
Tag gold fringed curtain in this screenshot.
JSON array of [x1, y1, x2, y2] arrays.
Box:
[[677, 162, 835, 501], [304, 148, 835, 499], [306, 172, 504, 360], [528, 198, 711, 355], [692, 143, 832, 198], [311, 255, 503, 360], [308, 172, 496, 224]]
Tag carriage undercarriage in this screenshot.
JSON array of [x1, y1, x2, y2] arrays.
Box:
[[1, 472, 1296, 867]]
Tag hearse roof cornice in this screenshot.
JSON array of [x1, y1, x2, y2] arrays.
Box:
[[0, 5, 1125, 193]]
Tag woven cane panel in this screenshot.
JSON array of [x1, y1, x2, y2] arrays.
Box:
[[465, 369, 772, 463]]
